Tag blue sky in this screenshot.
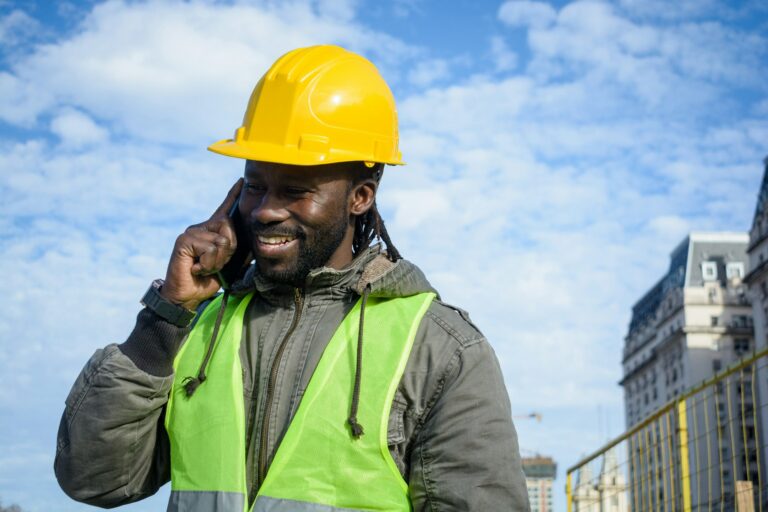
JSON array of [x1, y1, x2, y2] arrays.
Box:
[[1, 0, 767, 510]]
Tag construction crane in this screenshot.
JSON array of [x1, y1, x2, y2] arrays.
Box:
[[513, 412, 542, 423]]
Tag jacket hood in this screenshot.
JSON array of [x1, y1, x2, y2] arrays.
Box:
[[231, 245, 438, 301]]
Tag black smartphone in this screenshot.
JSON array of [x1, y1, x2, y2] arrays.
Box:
[[216, 197, 252, 290]]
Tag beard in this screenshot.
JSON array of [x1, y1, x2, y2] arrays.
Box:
[[250, 211, 350, 287]]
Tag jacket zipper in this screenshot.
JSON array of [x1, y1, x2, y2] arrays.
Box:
[[257, 287, 304, 487]]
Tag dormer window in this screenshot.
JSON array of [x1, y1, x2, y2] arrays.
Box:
[[726, 262, 744, 280], [702, 261, 718, 281]]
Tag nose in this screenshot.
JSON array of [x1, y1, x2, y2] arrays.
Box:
[[246, 191, 291, 225]]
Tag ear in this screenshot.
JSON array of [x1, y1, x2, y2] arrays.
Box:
[[349, 179, 377, 216]]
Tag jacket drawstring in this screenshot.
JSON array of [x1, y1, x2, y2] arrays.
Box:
[[183, 290, 230, 397], [183, 285, 371, 434], [347, 283, 371, 439]]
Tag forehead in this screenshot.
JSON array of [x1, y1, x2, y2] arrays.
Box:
[[244, 160, 356, 185]]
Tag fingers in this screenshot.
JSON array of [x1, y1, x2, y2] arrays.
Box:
[[178, 229, 235, 276], [161, 179, 246, 309], [211, 178, 244, 219]]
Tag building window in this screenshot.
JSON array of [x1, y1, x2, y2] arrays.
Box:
[[726, 262, 744, 279], [702, 261, 718, 281], [735, 338, 750, 355], [711, 315, 720, 327], [730, 315, 751, 328], [713, 359, 722, 372]]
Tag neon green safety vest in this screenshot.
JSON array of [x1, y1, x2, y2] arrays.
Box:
[[165, 290, 435, 512]]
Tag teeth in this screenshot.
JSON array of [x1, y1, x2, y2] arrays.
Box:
[[258, 235, 295, 245]]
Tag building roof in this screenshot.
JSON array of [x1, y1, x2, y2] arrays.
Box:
[[628, 232, 748, 335], [752, 157, 768, 232], [522, 456, 557, 479]]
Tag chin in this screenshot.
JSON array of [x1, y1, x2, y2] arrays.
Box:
[[256, 258, 304, 285]]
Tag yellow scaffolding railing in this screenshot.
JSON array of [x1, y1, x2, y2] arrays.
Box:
[[566, 348, 768, 512]]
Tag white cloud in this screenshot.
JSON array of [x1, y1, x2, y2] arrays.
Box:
[[313, 0, 359, 21], [4, 0, 416, 146], [389, 188, 450, 228], [755, 98, 768, 116], [619, 0, 723, 20], [0, 71, 54, 126], [49, 108, 108, 148], [0, 8, 40, 46], [498, 0, 557, 29], [648, 215, 691, 241], [392, 0, 423, 18], [406, 58, 449, 87], [520, 0, 768, 112], [490, 36, 518, 72]]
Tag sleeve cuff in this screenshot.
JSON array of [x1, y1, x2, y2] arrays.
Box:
[[118, 308, 190, 377]]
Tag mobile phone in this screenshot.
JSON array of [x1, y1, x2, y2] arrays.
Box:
[[216, 197, 252, 290]]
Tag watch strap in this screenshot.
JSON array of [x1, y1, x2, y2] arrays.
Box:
[[140, 279, 196, 327]]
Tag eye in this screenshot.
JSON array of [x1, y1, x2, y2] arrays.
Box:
[[244, 182, 265, 194], [285, 186, 309, 196]]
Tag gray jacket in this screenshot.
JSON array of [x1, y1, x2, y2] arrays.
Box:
[[55, 248, 530, 511]]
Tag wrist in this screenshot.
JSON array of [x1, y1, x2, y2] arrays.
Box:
[[158, 285, 201, 312], [141, 279, 197, 327]]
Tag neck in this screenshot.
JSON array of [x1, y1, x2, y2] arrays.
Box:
[[323, 225, 357, 270]]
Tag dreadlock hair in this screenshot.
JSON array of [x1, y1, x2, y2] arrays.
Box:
[[350, 162, 402, 262]]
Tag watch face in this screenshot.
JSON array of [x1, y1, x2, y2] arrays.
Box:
[[140, 283, 160, 309]]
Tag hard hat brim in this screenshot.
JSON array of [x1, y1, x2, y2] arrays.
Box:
[[208, 139, 405, 166]]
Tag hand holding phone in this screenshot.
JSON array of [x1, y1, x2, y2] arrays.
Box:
[[159, 179, 250, 310]]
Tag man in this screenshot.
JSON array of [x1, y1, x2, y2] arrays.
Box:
[[55, 45, 530, 511]]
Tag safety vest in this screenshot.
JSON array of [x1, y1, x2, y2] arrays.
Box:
[[165, 290, 435, 512]]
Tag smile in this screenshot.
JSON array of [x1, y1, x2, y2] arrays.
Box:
[[257, 235, 297, 245], [254, 235, 299, 259]]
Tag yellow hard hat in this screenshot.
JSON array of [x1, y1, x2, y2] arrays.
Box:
[[208, 45, 404, 166]]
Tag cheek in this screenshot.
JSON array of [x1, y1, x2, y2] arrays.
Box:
[[296, 194, 350, 228], [238, 192, 258, 219]]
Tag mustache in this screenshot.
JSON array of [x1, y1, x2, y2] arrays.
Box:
[[249, 221, 306, 240]]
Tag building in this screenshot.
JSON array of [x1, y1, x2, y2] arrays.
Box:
[[620, 232, 754, 508], [522, 456, 556, 512], [746, 156, 768, 510], [745, 157, 768, 347], [572, 448, 628, 512]]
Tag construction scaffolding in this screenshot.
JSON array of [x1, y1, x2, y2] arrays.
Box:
[[567, 348, 768, 512]]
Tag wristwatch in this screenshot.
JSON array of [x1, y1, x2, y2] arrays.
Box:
[[140, 279, 196, 327]]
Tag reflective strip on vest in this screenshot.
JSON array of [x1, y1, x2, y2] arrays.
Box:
[[167, 490, 245, 512], [166, 291, 435, 512], [253, 496, 368, 511]]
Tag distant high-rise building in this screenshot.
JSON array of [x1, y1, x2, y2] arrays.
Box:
[[522, 456, 556, 512], [620, 231, 754, 508]]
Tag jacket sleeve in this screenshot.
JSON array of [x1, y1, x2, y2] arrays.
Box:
[[54, 308, 188, 507], [407, 311, 531, 511]]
